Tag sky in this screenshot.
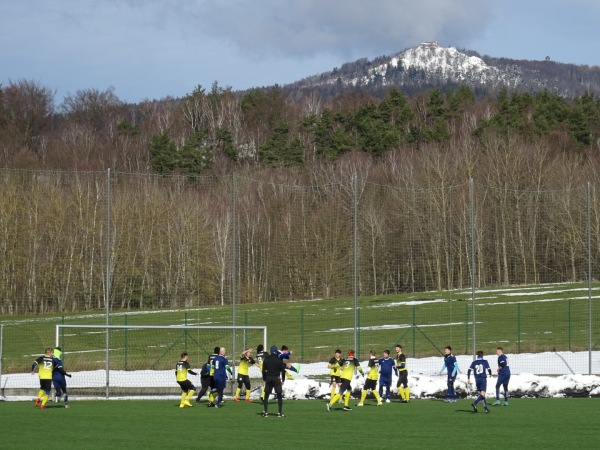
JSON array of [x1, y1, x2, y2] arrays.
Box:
[[6, 351, 600, 399], [1, 0, 600, 104]]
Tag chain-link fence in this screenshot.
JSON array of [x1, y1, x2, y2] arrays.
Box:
[[0, 169, 598, 397]]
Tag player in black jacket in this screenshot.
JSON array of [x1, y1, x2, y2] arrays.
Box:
[[261, 345, 287, 417]]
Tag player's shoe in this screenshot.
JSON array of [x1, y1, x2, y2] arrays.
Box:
[[376, 402, 382, 406], [385, 398, 391, 403], [277, 412, 285, 417], [449, 399, 457, 403], [180, 403, 185, 408], [504, 400, 509, 406], [492, 400, 501, 406], [40, 405, 46, 410], [295, 364, 300, 373], [64, 404, 70, 409], [471, 402, 477, 413], [207, 402, 215, 407], [35, 398, 40, 407], [356, 403, 364, 407], [343, 406, 352, 411], [326, 403, 331, 412], [245, 398, 252, 403], [184, 400, 193, 407], [285, 371, 295, 380], [443, 398, 451, 403], [484, 408, 490, 413], [233, 397, 240, 402], [262, 412, 268, 417]]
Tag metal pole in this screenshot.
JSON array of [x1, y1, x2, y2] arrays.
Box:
[[353, 176, 358, 354], [0, 323, 3, 396], [231, 173, 238, 396], [105, 168, 111, 398], [470, 178, 476, 358], [587, 182, 592, 375]]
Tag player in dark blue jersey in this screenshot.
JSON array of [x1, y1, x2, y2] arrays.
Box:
[[378, 350, 396, 403], [493, 347, 511, 406], [439, 346, 458, 402], [51, 347, 72, 408], [467, 350, 492, 413], [210, 347, 232, 408]]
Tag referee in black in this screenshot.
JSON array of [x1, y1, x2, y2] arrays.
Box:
[[262, 345, 287, 417]]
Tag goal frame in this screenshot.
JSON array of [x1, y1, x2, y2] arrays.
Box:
[[55, 324, 267, 398]]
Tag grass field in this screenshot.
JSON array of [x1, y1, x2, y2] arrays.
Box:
[[1, 398, 597, 449]]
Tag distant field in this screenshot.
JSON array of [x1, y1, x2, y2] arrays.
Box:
[[1, 398, 597, 449], [1, 282, 598, 374]]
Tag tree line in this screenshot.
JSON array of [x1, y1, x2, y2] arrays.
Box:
[[1, 80, 600, 315]]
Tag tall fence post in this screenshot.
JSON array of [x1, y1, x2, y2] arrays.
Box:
[[353, 175, 358, 353], [105, 168, 111, 399], [587, 181, 592, 375], [470, 178, 476, 359], [0, 323, 3, 397]]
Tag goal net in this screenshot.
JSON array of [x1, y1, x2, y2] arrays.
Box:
[[53, 324, 267, 399]]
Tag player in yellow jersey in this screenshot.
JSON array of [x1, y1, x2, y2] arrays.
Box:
[[326, 350, 363, 411], [357, 350, 383, 406], [31, 347, 59, 409], [327, 349, 342, 400], [395, 344, 410, 403], [255, 344, 268, 400], [176, 352, 198, 408], [233, 348, 256, 402]]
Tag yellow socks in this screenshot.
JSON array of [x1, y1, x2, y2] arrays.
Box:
[[374, 390, 382, 404], [344, 391, 351, 407], [234, 388, 241, 399], [329, 393, 341, 406], [360, 390, 367, 404]]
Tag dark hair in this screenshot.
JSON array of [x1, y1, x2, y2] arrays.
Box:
[[281, 345, 289, 351], [445, 346, 452, 351], [384, 349, 390, 355], [181, 352, 188, 358], [257, 344, 264, 352], [396, 344, 402, 350], [477, 350, 484, 357], [497, 347, 503, 351], [214, 347, 220, 354], [335, 349, 341, 354]]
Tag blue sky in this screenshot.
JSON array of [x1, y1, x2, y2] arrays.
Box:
[[1, 0, 599, 104]]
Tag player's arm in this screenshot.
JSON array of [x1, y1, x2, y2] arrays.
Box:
[[467, 368, 472, 383], [450, 362, 458, 377]]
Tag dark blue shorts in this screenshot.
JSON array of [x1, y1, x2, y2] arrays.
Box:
[[497, 373, 510, 386], [475, 378, 487, 392], [214, 377, 227, 390]]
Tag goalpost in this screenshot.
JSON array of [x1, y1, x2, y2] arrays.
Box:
[[54, 324, 267, 399]]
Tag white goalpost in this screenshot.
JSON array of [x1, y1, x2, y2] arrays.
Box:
[[54, 324, 267, 399]]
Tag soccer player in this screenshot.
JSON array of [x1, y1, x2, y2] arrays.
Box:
[[327, 350, 364, 411], [328, 349, 342, 400], [211, 347, 232, 408], [255, 344, 268, 401], [357, 350, 382, 407], [493, 347, 511, 406], [233, 348, 256, 402], [467, 350, 492, 413], [51, 347, 72, 408], [261, 345, 287, 417], [195, 354, 213, 404], [176, 352, 197, 408], [439, 346, 458, 402], [31, 347, 59, 409], [278, 345, 299, 379], [205, 346, 220, 406], [395, 344, 409, 403], [378, 350, 396, 403]]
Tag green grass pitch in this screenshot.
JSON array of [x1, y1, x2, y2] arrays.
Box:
[[1, 398, 597, 449]]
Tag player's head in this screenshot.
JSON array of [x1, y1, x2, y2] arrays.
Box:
[[44, 347, 53, 356], [496, 347, 503, 355], [280, 345, 289, 351], [335, 349, 341, 356], [270, 345, 278, 355], [444, 346, 452, 354], [395, 344, 402, 353], [477, 350, 484, 358], [214, 346, 220, 354], [257, 344, 264, 353], [53, 347, 62, 358], [383, 350, 390, 357], [347, 350, 355, 357], [369, 350, 376, 357], [181, 352, 188, 360], [219, 347, 226, 356]]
